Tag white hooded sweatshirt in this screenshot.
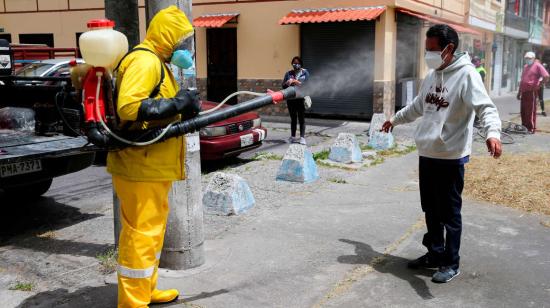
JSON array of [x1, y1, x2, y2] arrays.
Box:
[[391, 52, 501, 160]]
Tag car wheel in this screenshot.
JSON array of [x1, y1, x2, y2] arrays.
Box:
[[3, 178, 53, 199]]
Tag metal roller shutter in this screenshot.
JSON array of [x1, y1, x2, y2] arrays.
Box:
[[300, 22, 375, 119]]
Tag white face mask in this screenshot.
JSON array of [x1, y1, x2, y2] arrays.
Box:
[[424, 45, 449, 70]]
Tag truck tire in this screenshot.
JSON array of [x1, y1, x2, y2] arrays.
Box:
[[4, 178, 53, 198]]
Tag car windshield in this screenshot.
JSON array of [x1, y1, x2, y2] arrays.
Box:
[[16, 63, 55, 77]]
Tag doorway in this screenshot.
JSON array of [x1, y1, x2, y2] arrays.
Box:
[[207, 28, 237, 104]]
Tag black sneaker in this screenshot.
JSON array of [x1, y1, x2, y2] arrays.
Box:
[[542, 111, 547, 117], [432, 266, 460, 283], [407, 254, 438, 269]]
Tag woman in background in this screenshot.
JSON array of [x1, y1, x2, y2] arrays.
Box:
[[283, 56, 309, 145]]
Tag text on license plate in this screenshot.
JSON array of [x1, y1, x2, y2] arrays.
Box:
[[0, 160, 42, 178], [240, 134, 254, 148]]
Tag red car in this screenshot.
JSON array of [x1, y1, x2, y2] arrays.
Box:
[[199, 101, 267, 160]]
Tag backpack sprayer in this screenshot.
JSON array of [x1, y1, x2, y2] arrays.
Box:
[[70, 19, 296, 149]]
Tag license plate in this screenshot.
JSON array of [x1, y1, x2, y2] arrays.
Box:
[[0, 159, 42, 178], [240, 134, 254, 148]]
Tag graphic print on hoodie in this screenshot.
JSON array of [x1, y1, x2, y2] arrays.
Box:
[[392, 52, 501, 160]]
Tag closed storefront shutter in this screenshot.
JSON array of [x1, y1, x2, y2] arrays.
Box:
[[301, 22, 375, 119]]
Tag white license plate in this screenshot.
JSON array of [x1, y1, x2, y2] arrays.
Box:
[[240, 134, 254, 148], [0, 159, 42, 178]]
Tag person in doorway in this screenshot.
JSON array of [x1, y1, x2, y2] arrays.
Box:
[[382, 24, 502, 283], [517, 52, 549, 132], [107, 6, 201, 307], [539, 62, 548, 116], [471, 56, 486, 83], [282, 56, 309, 145]]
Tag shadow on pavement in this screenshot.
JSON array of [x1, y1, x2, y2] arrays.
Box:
[[16, 286, 230, 308], [16, 285, 117, 308], [0, 196, 102, 244], [338, 239, 435, 300]]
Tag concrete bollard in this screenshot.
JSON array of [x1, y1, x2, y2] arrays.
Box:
[[203, 172, 255, 215], [368, 113, 394, 150], [368, 113, 387, 138], [328, 133, 363, 163], [276, 144, 319, 183], [368, 131, 395, 150]]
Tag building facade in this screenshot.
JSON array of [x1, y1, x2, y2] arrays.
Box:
[[0, 0, 548, 119]]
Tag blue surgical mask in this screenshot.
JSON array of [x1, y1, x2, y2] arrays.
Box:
[[171, 49, 194, 69], [526, 59, 534, 66]]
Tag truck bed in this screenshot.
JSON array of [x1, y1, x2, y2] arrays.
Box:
[[0, 130, 92, 164]]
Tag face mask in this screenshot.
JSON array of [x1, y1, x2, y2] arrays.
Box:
[[171, 49, 194, 69], [526, 59, 534, 66], [292, 63, 301, 70], [424, 45, 450, 70]]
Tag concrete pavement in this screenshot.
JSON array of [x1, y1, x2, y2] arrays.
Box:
[[3, 93, 550, 307]]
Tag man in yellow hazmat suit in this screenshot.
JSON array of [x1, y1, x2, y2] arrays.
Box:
[[106, 6, 200, 307]]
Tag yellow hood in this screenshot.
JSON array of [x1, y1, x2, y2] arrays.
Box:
[[144, 5, 193, 61]]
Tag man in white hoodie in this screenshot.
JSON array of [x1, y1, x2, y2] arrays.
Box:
[[382, 24, 502, 283]]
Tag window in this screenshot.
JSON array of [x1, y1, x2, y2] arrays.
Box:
[[0, 34, 12, 43], [18, 33, 54, 47], [507, 0, 519, 15]]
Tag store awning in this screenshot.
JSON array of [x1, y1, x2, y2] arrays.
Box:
[[279, 6, 386, 25], [193, 13, 239, 28], [397, 8, 481, 35]]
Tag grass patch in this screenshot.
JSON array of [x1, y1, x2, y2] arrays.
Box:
[[10, 282, 33, 292], [252, 152, 283, 161], [313, 150, 330, 161], [369, 156, 385, 166], [97, 248, 118, 274], [360, 143, 374, 151], [464, 153, 550, 215], [328, 178, 347, 184], [377, 145, 417, 157]]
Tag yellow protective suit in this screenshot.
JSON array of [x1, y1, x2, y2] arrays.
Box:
[[107, 5, 193, 182], [106, 5, 194, 308]]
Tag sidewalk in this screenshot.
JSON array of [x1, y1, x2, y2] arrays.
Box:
[[5, 94, 550, 307]]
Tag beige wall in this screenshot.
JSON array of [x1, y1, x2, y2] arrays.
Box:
[[0, 0, 146, 47], [194, 0, 395, 79]]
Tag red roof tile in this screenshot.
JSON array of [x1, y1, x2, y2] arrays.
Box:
[[194, 13, 239, 28], [279, 6, 386, 25], [397, 9, 481, 35]]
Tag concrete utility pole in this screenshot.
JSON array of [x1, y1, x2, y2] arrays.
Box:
[[104, 0, 140, 49], [146, 0, 205, 270], [104, 0, 140, 247]]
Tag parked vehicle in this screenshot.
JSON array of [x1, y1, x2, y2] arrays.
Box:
[[199, 101, 267, 161]]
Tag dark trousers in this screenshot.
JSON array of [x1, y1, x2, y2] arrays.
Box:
[[419, 157, 464, 270], [521, 90, 538, 131], [539, 86, 545, 111], [287, 98, 306, 138]]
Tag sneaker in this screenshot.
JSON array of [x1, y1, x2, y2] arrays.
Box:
[[407, 254, 438, 269], [288, 137, 297, 143], [542, 111, 547, 116], [299, 137, 307, 145], [432, 266, 460, 283]]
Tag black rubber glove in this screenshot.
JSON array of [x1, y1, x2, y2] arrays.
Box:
[[137, 89, 201, 121]]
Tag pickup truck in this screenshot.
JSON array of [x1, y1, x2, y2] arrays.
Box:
[[0, 75, 95, 198]]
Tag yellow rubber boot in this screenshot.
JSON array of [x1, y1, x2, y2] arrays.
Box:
[[151, 289, 179, 303]]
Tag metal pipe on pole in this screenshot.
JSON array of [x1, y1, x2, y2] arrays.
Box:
[[104, 0, 140, 247], [146, 0, 206, 270]]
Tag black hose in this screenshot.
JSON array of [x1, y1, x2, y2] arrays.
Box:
[[89, 87, 296, 148]]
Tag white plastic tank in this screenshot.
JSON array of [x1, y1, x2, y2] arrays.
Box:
[[79, 19, 128, 69]]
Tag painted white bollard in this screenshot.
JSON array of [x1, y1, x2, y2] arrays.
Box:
[[368, 113, 395, 150], [328, 133, 363, 163], [276, 144, 319, 183], [203, 172, 255, 215]]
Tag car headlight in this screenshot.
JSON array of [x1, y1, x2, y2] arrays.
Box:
[[200, 126, 226, 137], [252, 118, 261, 128]]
